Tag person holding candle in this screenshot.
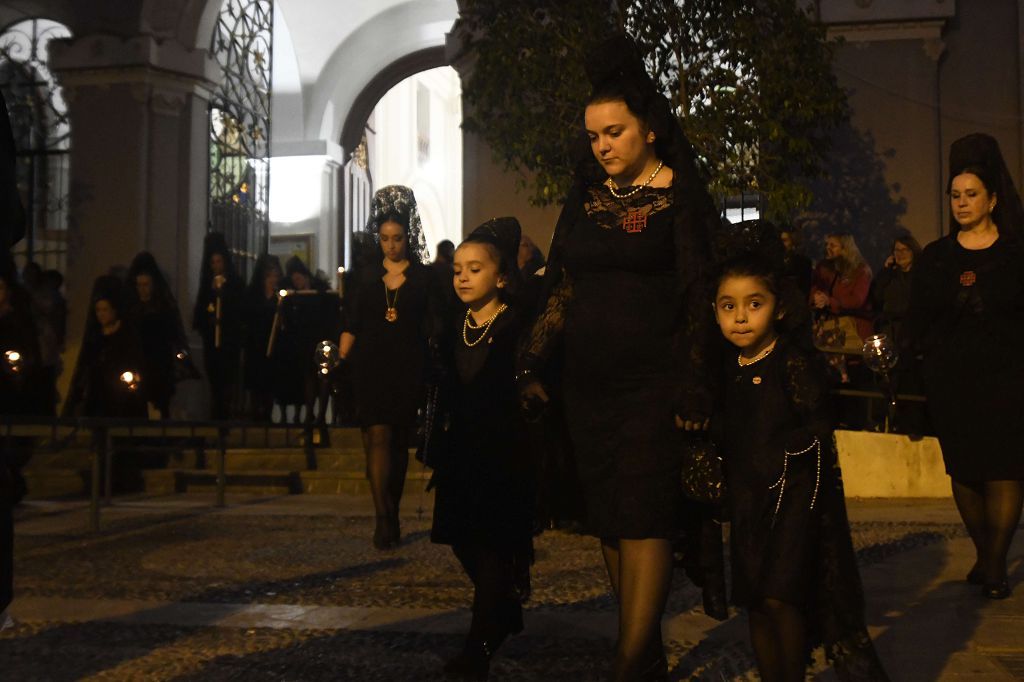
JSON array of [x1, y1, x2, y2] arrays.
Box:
[[192, 232, 244, 420]]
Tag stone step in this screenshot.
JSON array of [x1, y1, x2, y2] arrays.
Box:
[[299, 470, 432, 496], [141, 468, 432, 496], [23, 449, 94, 470], [22, 468, 89, 499], [217, 449, 370, 473], [218, 427, 365, 450], [143, 469, 303, 495]]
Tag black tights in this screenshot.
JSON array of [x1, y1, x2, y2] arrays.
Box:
[[362, 424, 409, 528], [600, 538, 673, 681], [748, 598, 807, 682], [952, 479, 1024, 584], [452, 544, 523, 645]]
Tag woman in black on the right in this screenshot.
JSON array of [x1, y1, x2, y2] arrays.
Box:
[[907, 133, 1024, 599]]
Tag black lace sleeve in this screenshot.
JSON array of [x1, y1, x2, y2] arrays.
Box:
[[670, 190, 718, 421], [516, 182, 584, 381], [517, 269, 573, 376], [778, 346, 834, 453]]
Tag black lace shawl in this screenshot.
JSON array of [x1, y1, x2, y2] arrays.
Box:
[[517, 133, 720, 419]]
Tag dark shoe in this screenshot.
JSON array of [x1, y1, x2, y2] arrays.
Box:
[[702, 573, 729, 621], [966, 565, 984, 586], [982, 580, 1011, 600], [638, 651, 669, 681], [443, 639, 491, 680]]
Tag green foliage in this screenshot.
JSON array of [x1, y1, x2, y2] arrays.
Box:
[[456, 0, 848, 221]]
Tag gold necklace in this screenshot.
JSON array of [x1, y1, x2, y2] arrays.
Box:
[[384, 283, 399, 322], [604, 160, 664, 199], [737, 338, 778, 367], [463, 303, 508, 347]]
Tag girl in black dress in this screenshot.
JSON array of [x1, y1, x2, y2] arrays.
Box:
[[340, 185, 439, 550], [126, 252, 192, 419], [192, 232, 244, 420], [431, 217, 534, 680], [907, 133, 1024, 599], [517, 39, 718, 681], [712, 222, 887, 682]]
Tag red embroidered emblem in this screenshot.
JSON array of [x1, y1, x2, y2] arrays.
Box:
[[622, 209, 647, 234], [959, 270, 977, 287]]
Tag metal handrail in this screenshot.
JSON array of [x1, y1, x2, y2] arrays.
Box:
[[1, 416, 342, 532]]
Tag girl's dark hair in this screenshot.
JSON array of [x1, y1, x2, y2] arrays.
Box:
[[714, 254, 812, 344], [460, 234, 523, 305], [377, 211, 410, 231], [585, 76, 677, 172]]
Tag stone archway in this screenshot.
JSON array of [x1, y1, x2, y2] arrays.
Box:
[[339, 46, 446, 159], [337, 46, 449, 269]]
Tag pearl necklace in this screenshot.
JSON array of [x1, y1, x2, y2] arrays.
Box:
[[463, 303, 508, 347], [737, 338, 778, 367], [604, 160, 665, 199]]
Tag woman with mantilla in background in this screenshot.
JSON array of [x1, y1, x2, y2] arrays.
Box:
[[517, 37, 719, 681], [193, 232, 244, 420], [908, 133, 1024, 599], [340, 186, 442, 550]]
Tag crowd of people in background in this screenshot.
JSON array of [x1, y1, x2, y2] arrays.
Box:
[[0, 218, 923, 434]]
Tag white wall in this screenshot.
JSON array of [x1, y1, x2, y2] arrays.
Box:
[[370, 66, 463, 252]]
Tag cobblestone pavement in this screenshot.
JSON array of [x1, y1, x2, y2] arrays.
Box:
[[2, 495, 1021, 681]]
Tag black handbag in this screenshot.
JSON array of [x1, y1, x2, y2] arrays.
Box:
[[680, 435, 727, 504]]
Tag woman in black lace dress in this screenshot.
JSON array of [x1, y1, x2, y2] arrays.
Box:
[[907, 133, 1024, 599], [517, 39, 718, 681], [340, 186, 440, 550]]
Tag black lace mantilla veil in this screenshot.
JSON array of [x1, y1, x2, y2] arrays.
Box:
[[364, 185, 431, 263], [946, 133, 1024, 238], [519, 35, 721, 419]]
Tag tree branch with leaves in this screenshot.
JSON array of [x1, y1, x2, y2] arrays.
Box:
[[455, 0, 848, 221]]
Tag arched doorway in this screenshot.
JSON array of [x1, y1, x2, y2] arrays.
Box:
[[368, 66, 462, 255], [337, 46, 451, 269]]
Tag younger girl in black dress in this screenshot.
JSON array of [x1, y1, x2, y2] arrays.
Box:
[[430, 218, 534, 680], [340, 186, 439, 549], [712, 222, 887, 682]]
